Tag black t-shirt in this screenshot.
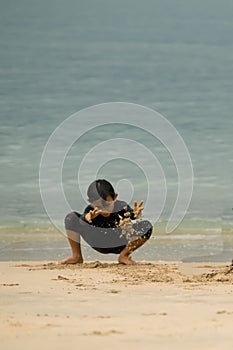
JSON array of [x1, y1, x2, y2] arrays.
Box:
[[80, 200, 135, 228]]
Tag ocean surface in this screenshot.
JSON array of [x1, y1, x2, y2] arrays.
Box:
[[0, 0, 232, 261]]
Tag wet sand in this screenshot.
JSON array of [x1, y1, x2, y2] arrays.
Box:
[[0, 261, 233, 350]]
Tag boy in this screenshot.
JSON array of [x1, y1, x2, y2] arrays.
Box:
[[58, 179, 152, 265]]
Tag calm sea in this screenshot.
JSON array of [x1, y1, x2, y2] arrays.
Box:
[[0, 0, 232, 261]]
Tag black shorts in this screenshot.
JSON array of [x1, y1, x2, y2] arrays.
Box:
[[64, 212, 152, 254]]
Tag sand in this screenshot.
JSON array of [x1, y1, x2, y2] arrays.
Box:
[[0, 261, 233, 350]]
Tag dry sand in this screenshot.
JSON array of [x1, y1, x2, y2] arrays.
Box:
[[0, 261, 233, 350]]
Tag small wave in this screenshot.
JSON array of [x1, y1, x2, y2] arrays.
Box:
[[153, 234, 221, 240]]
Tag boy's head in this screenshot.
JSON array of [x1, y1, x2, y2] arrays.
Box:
[[87, 179, 118, 213]]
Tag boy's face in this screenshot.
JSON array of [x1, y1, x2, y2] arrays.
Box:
[[91, 194, 118, 216]]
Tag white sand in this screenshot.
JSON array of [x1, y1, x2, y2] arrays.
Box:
[[0, 261, 233, 350]]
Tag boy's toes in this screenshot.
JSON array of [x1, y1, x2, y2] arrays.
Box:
[[118, 256, 137, 265], [57, 256, 83, 265]]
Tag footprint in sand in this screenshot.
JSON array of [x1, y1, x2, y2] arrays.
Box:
[[83, 330, 124, 336], [216, 310, 233, 315]]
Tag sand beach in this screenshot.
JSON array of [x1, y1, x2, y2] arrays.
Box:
[[1, 260, 233, 350]]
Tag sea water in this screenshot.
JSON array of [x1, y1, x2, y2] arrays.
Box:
[[0, 0, 232, 261]]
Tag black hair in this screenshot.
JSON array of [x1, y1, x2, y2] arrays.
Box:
[[87, 179, 116, 202]]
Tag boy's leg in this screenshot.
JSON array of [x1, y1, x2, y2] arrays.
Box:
[[118, 220, 153, 265], [118, 236, 147, 265], [57, 229, 84, 264]]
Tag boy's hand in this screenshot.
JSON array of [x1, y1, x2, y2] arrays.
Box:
[[133, 200, 144, 219], [85, 208, 103, 223]]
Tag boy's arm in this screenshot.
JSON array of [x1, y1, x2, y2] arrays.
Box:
[[124, 200, 144, 219], [121, 203, 135, 220], [133, 200, 144, 219], [80, 205, 94, 224], [80, 206, 103, 224], [128, 206, 135, 220]]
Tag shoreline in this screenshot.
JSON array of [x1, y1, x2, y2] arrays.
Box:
[[1, 261, 233, 349]]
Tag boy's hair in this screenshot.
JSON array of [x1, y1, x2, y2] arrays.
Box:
[[87, 179, 116, 202]]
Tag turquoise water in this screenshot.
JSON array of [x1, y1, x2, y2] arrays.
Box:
[[0, 0, 233, 260]]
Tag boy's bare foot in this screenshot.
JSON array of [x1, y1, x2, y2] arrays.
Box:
[[118, 255, 137, 265], [57, 256, 84, 265]]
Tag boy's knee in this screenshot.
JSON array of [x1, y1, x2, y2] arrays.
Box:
[[139, 220, 153, 240], [144, 226, 153, 240], [64, 212, 79, 231], [65, 211, 75, 223]]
